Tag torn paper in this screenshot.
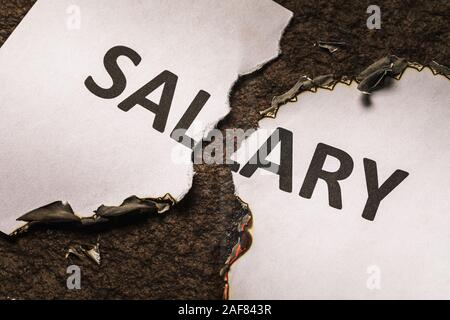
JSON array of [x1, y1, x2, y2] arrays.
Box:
[[230, 67, 450, 299], [0, 0, 292, 235]]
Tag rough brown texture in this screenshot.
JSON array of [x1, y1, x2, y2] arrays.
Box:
[[0, 0, 448, 299]]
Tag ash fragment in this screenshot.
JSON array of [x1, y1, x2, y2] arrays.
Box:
[[316, 40, 346, 53], [356, 55, 408, 94], [357, 68, 391, 94], [66, 241, 101, 266], [261, 56, 448, 120], [356, 55, 408, 82], [18, 201, 80, 224]]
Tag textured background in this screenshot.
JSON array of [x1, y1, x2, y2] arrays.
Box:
[[0, 0, 448, 299]]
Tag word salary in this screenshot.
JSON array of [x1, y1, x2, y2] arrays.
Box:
[[85, 46, 409, 222]]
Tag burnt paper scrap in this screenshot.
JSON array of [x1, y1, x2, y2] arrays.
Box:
[[316, 40, 346, 53], [230, 67, 450, 299], [356, 55, 409, 94], [66, 241, 101, 266], [0, 0, 292, 235]]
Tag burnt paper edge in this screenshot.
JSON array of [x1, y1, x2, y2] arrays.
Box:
[[259, 56, 450, 119], [3, 2, 293, 240], [10, 193, 176, 236], [220, 197, 253, 300]]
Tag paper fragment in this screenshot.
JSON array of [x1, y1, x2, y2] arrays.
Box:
[[231, 67, 450, 299], [356, 55, 409, 93], [11, 194, 175, 236], [0, 0, 292, 235], [316, 40, 346, 53]]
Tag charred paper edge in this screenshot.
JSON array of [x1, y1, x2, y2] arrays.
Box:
[[220, 197, 253, 300], [224, 56, 449, 299], [259, 57, 450, 119], [10, 193, 177, 237]]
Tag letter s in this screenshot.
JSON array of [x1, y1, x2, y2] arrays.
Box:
[[85, 45, 142, 99]]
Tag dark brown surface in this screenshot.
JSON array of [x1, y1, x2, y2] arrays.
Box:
[[0, 0, 448, 299]]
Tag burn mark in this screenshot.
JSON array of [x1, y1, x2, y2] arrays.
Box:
[[220, 197, 253, 300], [260, 56, 449, 119]]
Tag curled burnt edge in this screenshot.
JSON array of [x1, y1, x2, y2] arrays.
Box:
[[11, 193, 176, 236], [220, 197, 253, 300], [260, 55, 450, 119]]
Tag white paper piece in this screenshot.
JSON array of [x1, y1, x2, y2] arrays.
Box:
[[230, 68, 450, 299], [0, 0, 292, 234]]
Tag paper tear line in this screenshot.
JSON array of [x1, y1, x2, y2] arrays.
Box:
[[260, 57, 450, 119], [220, 197, 253, 300], [10, 193, 176, 236]]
